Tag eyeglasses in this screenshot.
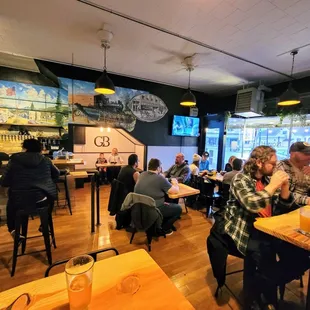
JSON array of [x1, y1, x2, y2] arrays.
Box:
[[5, 293, 31, 309]]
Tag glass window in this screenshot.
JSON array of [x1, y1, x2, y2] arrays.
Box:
[[205, 128, 220, 170], [223, 115, 310, 168]]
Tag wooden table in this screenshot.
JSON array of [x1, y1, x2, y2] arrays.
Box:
[[206, 173, 223, 182], [168, 183, 200, 199], [254, 209, 310, 309], [52, 159, 84, 171], [96, 163, 126, 168], [0, 249, 194, 310]]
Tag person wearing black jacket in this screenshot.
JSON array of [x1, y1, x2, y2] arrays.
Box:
[[0, 139, 60, 234]]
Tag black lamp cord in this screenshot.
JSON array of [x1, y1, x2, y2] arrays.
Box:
[[290, 50, 298, 78], [188, 69, 191, 90], [103, 45, 107, 70]]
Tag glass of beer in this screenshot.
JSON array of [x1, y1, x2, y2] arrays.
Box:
[[300, 206, 310, 233], [65, 255, 94, 310]]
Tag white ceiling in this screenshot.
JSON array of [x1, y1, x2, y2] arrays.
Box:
[[1, 0, 310, 94]]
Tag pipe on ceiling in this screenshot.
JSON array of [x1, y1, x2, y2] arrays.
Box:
[[77, 0, 293, 80]]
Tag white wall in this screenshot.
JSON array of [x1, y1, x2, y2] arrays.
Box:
[[73, 127, 145, 170], [147, 146, 198, 171]]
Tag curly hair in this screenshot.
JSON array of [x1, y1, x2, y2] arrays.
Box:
[[243, 146, 276, 178]]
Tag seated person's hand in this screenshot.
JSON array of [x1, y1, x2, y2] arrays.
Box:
[[302, 166, 310, 176], [199, 170, 208, 176], [170, 178, 178, 185]]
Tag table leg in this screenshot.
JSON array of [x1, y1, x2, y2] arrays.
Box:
[[96, 172, 101, 226], [90, 174, 95, 233], [306, 271, 310, 310]]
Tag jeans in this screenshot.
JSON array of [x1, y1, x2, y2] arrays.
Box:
[[157, 203, 182, 231], [7, 196, 53, 233], [243, 230, 310, 307], [107, 166, 121, 182]]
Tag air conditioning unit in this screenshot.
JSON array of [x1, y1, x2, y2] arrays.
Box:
[[235, 87, 265, 118]]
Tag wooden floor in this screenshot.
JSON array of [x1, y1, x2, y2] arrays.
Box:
[[0, 184, 308, 309]]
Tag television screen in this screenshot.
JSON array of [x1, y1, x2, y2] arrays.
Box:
[[172, 115, 200, 137]]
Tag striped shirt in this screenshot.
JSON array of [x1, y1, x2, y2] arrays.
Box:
[[276, 159, 310, 206]]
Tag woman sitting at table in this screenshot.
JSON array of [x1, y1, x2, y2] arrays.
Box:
[[107, 148, 123, 182], [189, 154, 201, 176], [95, 153, 108, 184]]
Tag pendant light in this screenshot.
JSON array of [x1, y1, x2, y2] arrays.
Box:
[[278, 50, 300, 106], [95, 28, 115, 95], [180, 67, 196, 107]]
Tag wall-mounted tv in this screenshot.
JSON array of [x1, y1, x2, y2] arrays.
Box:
[[172, 115, 200, 137]]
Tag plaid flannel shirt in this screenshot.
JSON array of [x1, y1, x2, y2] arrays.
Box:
[[275, 160, 310, 206], [223, 172, 294, 255]]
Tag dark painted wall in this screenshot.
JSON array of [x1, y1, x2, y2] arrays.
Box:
[[40, 60, 209, 147]]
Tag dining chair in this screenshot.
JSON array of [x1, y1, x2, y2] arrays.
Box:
[[45, 247, 119, 277]]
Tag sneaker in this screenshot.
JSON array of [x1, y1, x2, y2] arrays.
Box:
[[171, 225, 177, 231], [164, 229, 173, 236]]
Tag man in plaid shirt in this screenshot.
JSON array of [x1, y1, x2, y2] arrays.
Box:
[[275, 142, 310, 207], [223, 146, 310, 308]]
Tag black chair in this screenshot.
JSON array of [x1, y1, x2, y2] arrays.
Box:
[[198, 177, 216, 216], [129, 202, 165, 252], [55, 170, 72, 215], [108, 179, 128, 216], [10, 189, 56, 277], [45, 247, 119, 277], [207, 223, 244, 300]]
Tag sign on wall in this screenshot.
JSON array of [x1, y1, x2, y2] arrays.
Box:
[[73, 127, 135, 153], [128, 94, 168, 122]]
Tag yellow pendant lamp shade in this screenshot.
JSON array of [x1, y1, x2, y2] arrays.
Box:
[[180, 66, 196, 107], [180, 89, 196, 107], [278, 83, 300, 106], [95, 70, 115, 95], [278, 50, 301, 107]]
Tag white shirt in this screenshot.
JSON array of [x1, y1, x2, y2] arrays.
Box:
[[189, 163, 199, 176], [108, 154, 123, 164]]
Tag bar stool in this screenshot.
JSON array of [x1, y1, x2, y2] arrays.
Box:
[[55, 170, 72, 215], [10, 189, 56, 277]]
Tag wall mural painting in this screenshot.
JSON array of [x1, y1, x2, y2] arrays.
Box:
[[0, 80, 69, 126], [128, 94, 168, 122], [0, 76, 168, 132], [59, 78, 149, 132]]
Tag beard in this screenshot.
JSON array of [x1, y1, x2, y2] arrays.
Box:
[[260, 167, 273, 176]]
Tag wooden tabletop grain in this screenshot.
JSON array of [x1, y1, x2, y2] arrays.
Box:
[[254, 208, 310, 251], [0, 249, 194, 310], [52, 159, 84, 166], [95, 163, 126, 168], [168, 183, 200, 199]]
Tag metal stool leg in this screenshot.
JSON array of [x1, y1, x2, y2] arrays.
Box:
[[11, 217, 22, 277], [64, 175, 72, 215], [39, 209, 52, 265], [48, 213, 57, 249], [130, 231, 136, 244], [21, 215, 29, 254]]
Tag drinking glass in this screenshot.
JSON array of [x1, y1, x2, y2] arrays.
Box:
[[65, 255, 94, 310], [300, 206, 310, 233]]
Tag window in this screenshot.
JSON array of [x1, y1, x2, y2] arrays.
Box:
[[223, 115, 310, 168], [205, 128, 220, 170]]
